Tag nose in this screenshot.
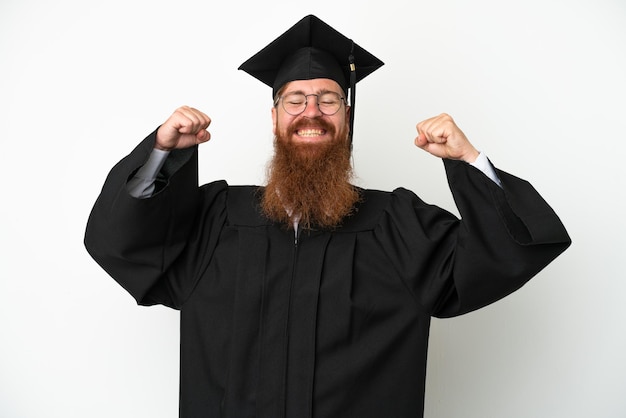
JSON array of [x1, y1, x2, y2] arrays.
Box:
[[301, 95, 323, 117]]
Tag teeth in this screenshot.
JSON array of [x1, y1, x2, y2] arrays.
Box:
[[297, 129, 325, 137]]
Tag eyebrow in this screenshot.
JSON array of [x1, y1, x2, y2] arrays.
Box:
[[284, 88, 343, 97]]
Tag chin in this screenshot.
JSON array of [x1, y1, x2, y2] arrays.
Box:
[[293, 141, 331, 160]]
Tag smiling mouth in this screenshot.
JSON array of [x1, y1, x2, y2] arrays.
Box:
[[296, 129, 326, 137]]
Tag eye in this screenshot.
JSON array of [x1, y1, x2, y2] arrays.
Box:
[[284, 94, 306, 105], [319, 93, 341, 105]]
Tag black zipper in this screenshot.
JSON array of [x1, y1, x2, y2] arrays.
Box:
[[280, 225, 301, 417]]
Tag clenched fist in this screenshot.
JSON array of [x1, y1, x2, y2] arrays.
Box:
[[155, 106, 212, 151], [414, 113, 479, 163]]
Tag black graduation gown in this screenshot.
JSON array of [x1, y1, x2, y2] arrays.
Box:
[[84, 131, 570, 418]]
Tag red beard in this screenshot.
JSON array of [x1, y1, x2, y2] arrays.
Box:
[[261, 117, 360, 230]]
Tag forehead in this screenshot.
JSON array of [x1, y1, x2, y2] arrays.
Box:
[[282, 78, 344, 94]]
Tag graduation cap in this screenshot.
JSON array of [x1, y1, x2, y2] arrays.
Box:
[[238, 14, 384, 143]]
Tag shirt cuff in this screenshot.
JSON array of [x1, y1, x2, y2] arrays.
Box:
[[126, 148, 170, 198], [470, 152, 503, 188]]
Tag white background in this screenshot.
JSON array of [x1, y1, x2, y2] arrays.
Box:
[[1, 0, 624, 417]]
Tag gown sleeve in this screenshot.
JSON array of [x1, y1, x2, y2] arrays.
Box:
[[84, 130, 228, 309], [376, 158, 571, 318]]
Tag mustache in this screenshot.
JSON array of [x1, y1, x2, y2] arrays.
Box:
[[286, 117, 336, 137]]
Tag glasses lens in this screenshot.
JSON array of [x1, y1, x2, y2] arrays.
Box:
[[282, 93, 307, 115], [318, 92, 342, 115]]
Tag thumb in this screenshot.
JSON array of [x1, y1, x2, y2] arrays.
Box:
[[196, 129, 211, 143], [414, 131, 428, 148]]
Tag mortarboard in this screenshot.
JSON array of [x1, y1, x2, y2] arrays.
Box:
[[238, 15, 384, 143]]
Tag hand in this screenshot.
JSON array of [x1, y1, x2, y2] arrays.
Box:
[[155, 106, 212, 151], [414, 113, 479, 163]]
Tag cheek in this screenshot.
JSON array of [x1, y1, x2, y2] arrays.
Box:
[[334, 115, 349, 135], [271, 107, 277, 135], [274, 113, 296, 136]]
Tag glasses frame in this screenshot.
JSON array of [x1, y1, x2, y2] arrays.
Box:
[[275, 92, 347, 116]]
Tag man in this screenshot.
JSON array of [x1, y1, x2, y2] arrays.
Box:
[[85, 15, 570, 418]]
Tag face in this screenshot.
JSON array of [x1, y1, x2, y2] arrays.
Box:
[[271, 78, 351, 146]]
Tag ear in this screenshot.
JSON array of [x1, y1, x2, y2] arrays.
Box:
[[271, 106, 277, 135]]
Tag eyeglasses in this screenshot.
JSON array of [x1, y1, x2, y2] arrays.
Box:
[[276, 92, 346, 116]]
